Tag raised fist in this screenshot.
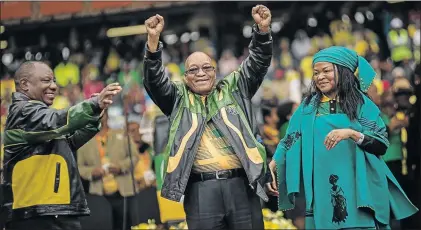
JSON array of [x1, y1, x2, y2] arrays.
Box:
[[145, 14, 165, 38], [252, 5, 271, 33]]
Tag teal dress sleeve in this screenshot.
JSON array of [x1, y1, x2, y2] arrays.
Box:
[[353, 95, 418, 224], [357, 97, 389, 147]]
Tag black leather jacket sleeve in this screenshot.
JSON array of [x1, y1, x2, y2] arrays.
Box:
[[143, 42, 178, 116], [9, 97, 102, 145], [67, 122, 101, 151], [237, 24, 273, 99], [359, 135, 388, 156]]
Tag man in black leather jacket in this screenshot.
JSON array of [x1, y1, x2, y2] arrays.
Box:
[[2, 61, 121, 230], [143, 5, 274, 229]]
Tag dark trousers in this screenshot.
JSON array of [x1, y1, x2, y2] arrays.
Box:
[[183, 177, 264, 229], [104, 192, 131, 230], [5, 216, 81, 230]]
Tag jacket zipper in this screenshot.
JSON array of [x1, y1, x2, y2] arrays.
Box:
[[180, 97, 208, 196], [54, 162, 61, 193]]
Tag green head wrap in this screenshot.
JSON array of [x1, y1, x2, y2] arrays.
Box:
[[312, 46, 376, 92]]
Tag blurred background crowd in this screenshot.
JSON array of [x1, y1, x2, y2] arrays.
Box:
[[1, 1, 420, 230]]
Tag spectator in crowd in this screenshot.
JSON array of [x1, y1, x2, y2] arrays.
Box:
[[81, 61, 105, 100], [260, 104, 280, 214], [77, 110, 139, 230], [380, 58, 395, 82], [367, 80, 382, 107], [261, 105, 280, 161], [54, 50, 80, 88], [218, 49, 239, 77], [128, 116, 155, 189], [291, 30, 312, 61], [407, 64, 421, 227], [118, 61, 141, 90], [278, 38, 294, 69], [51, 87, 71, 110], [68, 84, 84, 106], [277, 100, 298, 139], [127, 116, 162, 226]]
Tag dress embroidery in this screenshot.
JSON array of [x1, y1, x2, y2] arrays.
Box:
[[358, 118, 389, 142], [283, 131, 301, 150], [329, 174, 348, 224]]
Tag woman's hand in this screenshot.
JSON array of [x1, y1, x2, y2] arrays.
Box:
[[266, 160, 279, 196], [324, 128, 356, 150]]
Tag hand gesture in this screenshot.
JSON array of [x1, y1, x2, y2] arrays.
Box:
[[92, 167, 105, 179], [266, 160, 279, 196], [252, 5, 271, 33], [98, 83, 122, 110], [145, 14, 164, 39], [108, 164, 121, 175], [324, 129, 353, 150]]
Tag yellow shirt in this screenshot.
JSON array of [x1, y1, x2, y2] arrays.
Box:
[[192, 121, 242, 173], [54, 62, 80, 87], [50, 95, 70, 110], [300, 55, 313, 79]]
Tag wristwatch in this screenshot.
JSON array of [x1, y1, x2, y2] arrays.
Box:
[[355, 132, 365, 145]]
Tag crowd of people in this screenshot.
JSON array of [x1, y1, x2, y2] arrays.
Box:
[[1, 3, 420, 230]]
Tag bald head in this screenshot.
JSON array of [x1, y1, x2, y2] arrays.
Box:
[[185, 52, 212, 70], [14, 61, 57, 106], [14, 61, 50, 87]]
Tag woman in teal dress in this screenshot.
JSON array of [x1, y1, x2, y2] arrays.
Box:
[[266, 46, 418, 229]]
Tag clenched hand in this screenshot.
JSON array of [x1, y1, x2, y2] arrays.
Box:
[[252, 5, 272, 33], [145, 14, 165, 52]]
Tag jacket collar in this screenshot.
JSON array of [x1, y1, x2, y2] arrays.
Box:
[[12, 92, 45, 105], [12, 92, 32, 103]]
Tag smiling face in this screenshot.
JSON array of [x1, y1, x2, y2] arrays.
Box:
[[313, 62, 338, 96], [20, 62, 58, 106], [184, 52, 216, 95]]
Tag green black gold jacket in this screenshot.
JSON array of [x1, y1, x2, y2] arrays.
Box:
[[2, 92, 102, 221], [143, 25, 273, 203]]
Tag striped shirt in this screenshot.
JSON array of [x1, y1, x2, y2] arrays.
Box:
[[192, 121, 242, 173]]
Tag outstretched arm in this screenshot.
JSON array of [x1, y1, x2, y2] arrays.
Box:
[[143, 14, 178, 116], [67, 122, 101, 151], [237, 5, 273, 98], [4, 83, 121, 146]]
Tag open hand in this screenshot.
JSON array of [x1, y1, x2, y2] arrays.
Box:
[[252, 5, 271, 33], [266, 160, 279, 196], [324, 129, 353, 150], [145, 14, 164, 51], [98, 83, 122, 110]]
